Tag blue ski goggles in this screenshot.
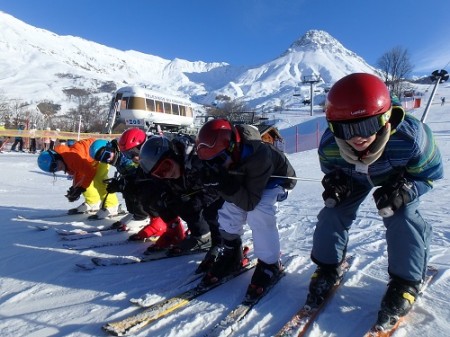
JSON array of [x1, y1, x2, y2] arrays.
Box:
[[96, 146, 116, 163], [328, 110, 391, 140]]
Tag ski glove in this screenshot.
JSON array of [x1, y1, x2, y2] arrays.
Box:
[[373, 178, 415, 217], [201, 166, 240, 196], [157, 191, 179, 209], [321, 171, 351, 207], [104, 177, 125, 193], [65, 186, 86, 202]]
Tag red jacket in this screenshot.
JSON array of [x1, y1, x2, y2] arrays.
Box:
[[55, 138, 98, 189]]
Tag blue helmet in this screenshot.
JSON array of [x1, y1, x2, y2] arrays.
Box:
[[89, 139, 108, 160], [37, 150, 61, 173], [67, 139, 76, 147]]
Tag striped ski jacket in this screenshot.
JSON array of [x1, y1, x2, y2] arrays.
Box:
[[318, 106, 443, 197]]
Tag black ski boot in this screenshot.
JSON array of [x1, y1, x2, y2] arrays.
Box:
[[306, 262, 343, 307], [201, 235, 244, 285], [246, 259, 283, 301], [375, 278, 419, 330]]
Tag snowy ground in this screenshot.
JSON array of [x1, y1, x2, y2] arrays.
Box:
[[0, 85, 449, 337]]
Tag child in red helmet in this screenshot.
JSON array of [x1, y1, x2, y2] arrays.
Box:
[[307, 73, 443, 330]]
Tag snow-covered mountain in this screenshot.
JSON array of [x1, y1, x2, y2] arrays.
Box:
[[0, 11, 377, 112]]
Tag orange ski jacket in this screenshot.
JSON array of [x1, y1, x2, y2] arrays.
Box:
[[54, 138, 98, 189]]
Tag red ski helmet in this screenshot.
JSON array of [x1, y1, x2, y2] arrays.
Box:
[[326, 73, 392, 140], [196, 119, 241, 160], [326, 73, 391, 121], [118, 128, 146, 152]]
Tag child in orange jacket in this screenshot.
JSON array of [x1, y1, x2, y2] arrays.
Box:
[[37, 138, 119, 219]]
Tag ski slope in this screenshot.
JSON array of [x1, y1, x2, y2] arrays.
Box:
[[0, 84, 449, 337]]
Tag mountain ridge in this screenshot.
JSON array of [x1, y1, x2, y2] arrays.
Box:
[[0, 11, 377, 112]]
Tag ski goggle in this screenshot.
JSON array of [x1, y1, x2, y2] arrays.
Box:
[[47, 150, 59, 172], [96, 147, 116, 163], [328, 110, 391, 140], [151, 157, 176, 179], [123, 146, 141, 159], [204, 150, 231, 169]]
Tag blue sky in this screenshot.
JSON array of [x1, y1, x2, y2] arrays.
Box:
[[1, 0, 449, 76]]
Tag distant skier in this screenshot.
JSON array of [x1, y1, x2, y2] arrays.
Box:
[[441, 97, 445, 106], [37, 138, 120, 219], [306, 73, 443, 329], [10, 124, 25, 152]]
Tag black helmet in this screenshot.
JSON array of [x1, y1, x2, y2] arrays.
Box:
[[139, 136, 173, 174]]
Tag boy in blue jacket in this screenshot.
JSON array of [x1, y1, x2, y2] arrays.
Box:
[[307, 73, 443, 330]]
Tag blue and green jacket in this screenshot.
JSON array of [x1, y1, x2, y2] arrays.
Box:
[[318, 106, 443, 197]]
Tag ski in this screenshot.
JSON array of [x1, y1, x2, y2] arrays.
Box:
[[60, 229, 118, 241], [63, 235, 133, 250], [17, 213, 81, 220], [204, 255, 296, 337], [55, 225, 116, 236], [76, 247, 209, 270], [128, 246, 253, 306], [274, 255, 355, 337], [129, 273, 205, 307], [363, 265, 438, 337], [102, 260, 258, 336]]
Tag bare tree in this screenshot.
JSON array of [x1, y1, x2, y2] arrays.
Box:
[[206, 95, 251, 120], [377, 46, 414, 97], [37, 100, 62, 128], [0, 90, 10, 125], [66, 94, 109, 132]]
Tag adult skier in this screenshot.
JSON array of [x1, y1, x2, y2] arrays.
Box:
[[306, 73, 443, 328]]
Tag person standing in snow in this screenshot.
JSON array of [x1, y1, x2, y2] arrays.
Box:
[[10, 124, 25, 152], [138, 133, 224, 273], [29, 123, 38, 153], [306, 73, 443, 328], [195, 119, 297, 300], [37, 138, 120, 219]]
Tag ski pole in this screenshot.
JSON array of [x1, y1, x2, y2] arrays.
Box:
[[228, 170, 321, 182]]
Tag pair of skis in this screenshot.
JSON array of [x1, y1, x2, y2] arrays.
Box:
[[102, 255, 296, 336], [276, 257, 437, 337], [103, 259, 258, 336], [102, 253, 436, 336]]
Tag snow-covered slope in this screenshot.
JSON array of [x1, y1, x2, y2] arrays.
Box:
[[0, 83, 448, 336]]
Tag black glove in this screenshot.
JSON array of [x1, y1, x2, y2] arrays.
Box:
[[201, 166, 239, 195], [321, 171, 351, 207], [157, 191, 179, 209], [104, 177, 125, 193], [373, 178, 415, 217], [65, 186, 86, 202]]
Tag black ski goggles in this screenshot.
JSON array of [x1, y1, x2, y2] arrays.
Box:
[[328, 110, 391, 140], [123, 146, 141, 159]]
